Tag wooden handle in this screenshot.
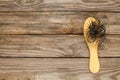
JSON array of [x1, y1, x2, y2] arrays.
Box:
[[89, 44, 100, 73]]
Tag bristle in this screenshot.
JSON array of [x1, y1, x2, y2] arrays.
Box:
[[87, 19, 106, 44]]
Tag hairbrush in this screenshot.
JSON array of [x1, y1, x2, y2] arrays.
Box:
[[83, 17, 105, 73]]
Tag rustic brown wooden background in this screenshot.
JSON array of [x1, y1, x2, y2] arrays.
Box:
[[0, 0, 120, 80]]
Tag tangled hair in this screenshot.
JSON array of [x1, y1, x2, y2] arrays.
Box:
[[87, 20, 106, 46]]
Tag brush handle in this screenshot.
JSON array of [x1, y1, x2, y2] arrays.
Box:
[[89, 44, 100, 73]]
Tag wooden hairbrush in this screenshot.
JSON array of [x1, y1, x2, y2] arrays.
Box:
[[83, 17, 103, 73]]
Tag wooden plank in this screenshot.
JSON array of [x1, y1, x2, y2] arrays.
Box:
[[0, 0, 120, 12], [0, 35, 119, 57], [0, 58, 119, 80], [0, 12, 120, 35]]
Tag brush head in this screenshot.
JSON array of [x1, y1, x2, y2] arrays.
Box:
[[84, 17, 105, 45]]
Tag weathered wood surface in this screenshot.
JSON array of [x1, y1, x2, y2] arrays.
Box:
[[0, 12, 120, 35], [0, 0, 120, 79], [0, 0, 120, 12], [0, 58, 119, 80], [0, 35, 119, 57]]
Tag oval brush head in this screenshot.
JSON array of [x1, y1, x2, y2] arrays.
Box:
[[84, 17, 100, 44], [83, 17, 100, 73]]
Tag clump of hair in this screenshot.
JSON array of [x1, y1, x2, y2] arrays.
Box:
[[87, 20, 106, 45]]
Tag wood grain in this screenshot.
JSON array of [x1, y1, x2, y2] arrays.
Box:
[[0, 0, 119, 12], [0, 12, 120, 35], [0, 35, 119, 57], [0, 0, 119, 79], [0, 58, 119, 80]]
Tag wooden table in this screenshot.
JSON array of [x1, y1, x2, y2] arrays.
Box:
[[0, 0, 120, 80]]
